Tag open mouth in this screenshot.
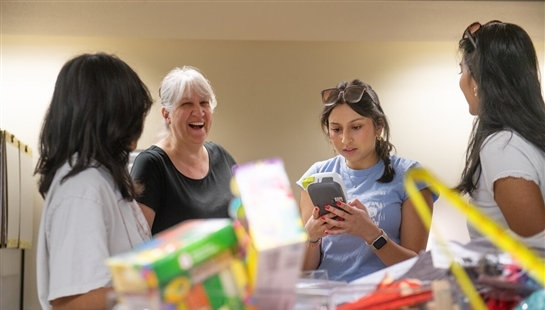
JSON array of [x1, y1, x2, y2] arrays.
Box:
[[189, 122, 205, 129]]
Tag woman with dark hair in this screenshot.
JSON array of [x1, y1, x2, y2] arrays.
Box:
[[297, 79, 436, 282], [457, 21, 545, 249], [35, 52, 154, 309]]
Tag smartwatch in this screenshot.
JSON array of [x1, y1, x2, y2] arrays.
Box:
[[366, 229, 388, 250]]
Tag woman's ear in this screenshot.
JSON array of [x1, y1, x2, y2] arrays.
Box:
[[470, 78, 479, 97], [376, 125, 384, 137], [161, 107, 170, 124]]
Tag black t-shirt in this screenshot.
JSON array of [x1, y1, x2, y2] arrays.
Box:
[[130, 142, 237, 235]]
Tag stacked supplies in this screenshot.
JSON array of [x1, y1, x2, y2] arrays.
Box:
[[107, 157, 309, 309], [107, 218, 249, 310]]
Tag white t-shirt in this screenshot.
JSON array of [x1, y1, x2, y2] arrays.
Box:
[[37, 160, 151, 309], [469, 130, 545, 250]]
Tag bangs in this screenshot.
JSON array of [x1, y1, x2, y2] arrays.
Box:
[[182, 79, 213, 102], [169, 71, 217, 110]]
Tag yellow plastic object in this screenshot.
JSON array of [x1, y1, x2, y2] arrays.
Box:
[[230, 177, 240, 197], [405, 168, 545, 285], [405, 167, 545, 310], [301, 176, 315, 190]]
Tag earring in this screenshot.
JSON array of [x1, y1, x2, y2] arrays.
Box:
[[473, 87, 478, 97], [376, 135, 383, 142]]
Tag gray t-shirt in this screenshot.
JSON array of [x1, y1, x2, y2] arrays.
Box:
[[37, 160, 150, 309]]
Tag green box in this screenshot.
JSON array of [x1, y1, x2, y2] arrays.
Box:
[[107, 218, 238, 294]]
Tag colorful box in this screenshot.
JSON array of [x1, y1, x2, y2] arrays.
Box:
[[231, 158, 308, 310], [107, 218, 249, 309]]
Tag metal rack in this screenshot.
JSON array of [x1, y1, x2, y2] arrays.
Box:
[[0, 130, 34, 310]]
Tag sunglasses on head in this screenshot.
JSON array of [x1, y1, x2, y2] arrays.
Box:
[[321, 85, 371, 106], [463, 20, 503, 49]]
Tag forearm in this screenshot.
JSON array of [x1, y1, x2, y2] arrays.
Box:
[[302, 240, 322, 270], [51, 287, 113, 310], [358, 227, 423, 267], [137, 202, 156, 229], [371, 239, 419, 266], [300, 191, 325, 270], [369, 188, 432, 266]]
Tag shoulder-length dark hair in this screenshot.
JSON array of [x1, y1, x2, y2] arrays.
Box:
[[35, 53, 153, 200], [320, 79, 396, 182], [456, 22, 545, 194]]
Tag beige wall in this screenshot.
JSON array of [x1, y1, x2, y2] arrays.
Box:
[[2, 36, 478, 184], [2, 29, 544, 309]]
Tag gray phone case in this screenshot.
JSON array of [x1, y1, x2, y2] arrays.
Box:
[[307, 177, 347, 217]]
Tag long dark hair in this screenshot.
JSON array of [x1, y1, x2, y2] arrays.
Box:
[[35, 53, 153, 200], [456, 22, 545, 194], [320, 79, 396, 182]]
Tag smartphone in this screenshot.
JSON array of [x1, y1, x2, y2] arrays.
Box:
[[306, 172, 348, 217]]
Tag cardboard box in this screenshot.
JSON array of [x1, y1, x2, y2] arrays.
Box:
[[231, 158, 308, 310], [107, 218, 249, 309]]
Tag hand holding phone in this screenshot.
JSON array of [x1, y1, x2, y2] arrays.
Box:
[[305, 172, 348, 217]]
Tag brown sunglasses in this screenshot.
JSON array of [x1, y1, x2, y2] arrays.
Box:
[[321, 85, 366, 106], [463, 20, 503, 49]]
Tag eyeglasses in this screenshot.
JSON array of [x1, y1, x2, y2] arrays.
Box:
[[463, 20, 503, 49], [321, 85, 368, 106]]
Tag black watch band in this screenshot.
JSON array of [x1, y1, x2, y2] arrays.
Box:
[[366, 229, 388, 250]]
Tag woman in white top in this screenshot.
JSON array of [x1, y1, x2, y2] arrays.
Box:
[[457, 21, 545, 250], [35, 53, 153, 309]]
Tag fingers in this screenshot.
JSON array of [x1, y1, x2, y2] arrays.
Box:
[[324, 203, 350, 218], [317, 200, 374, 237], [309, 205, 350, 237], [320, 201, 366, 231], [306, 206, 333, 234], [332, 201, 352, 213], [320, 213, 345, 228], [350, 199, 368, 212], [323, 224, 347, 235], [309, 211, 348, 237], [311, 206, 320, 219]]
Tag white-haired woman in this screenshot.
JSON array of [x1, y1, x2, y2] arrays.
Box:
[[131, 66, 237, 235]]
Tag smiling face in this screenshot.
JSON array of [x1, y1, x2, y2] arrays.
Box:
[[459, 59, 479, 116], [164, 91, 213, 147], [328, 104, 381, 169]]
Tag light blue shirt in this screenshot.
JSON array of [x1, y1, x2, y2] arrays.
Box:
[[297, 154, 436, 282]]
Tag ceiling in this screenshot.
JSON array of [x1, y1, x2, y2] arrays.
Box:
[[1, 1, 544, 42]]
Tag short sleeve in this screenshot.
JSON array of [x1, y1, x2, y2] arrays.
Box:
[[389, 155, 438, 203], [130, 150, 164, 212], [213, 143, 237, 167], [295, 162, 321, 189], [47, 197, 111, 300], [480, 132, 540, 193]]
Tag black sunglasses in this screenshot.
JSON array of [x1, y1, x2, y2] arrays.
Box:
[[463, 20, 503, 49], [321, 85, 370, 106]]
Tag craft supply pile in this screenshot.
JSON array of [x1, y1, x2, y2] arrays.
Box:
[[106, 159, 545, 310]]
